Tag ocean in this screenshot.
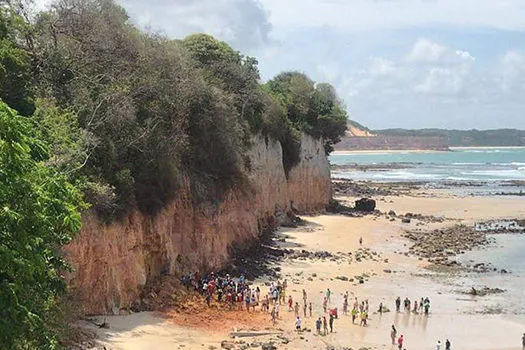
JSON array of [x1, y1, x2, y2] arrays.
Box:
[[331, 147, 525, 194]]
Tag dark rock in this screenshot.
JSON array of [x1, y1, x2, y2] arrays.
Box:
[[221, 341, 235, 350], [401, 217, 411, 223], [354, 198, 376, 212], [261, 344, 277, 350]]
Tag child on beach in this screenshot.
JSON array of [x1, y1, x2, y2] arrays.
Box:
[[315, 317, 321, 334], [270, 306, 276, 325], [295, 316, 301, 331], [397, 335, 404, 350]]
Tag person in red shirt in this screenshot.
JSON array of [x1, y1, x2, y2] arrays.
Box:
[[397, 334, 404, 349]]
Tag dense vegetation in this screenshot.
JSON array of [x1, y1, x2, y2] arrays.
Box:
[[0, 101, 84, 349], [377, 128, 525, 147], [0, 0, 348, 347], [4, 0, 346, 218]]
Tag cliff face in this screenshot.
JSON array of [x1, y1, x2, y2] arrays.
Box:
[[66, 134, 331, 314]]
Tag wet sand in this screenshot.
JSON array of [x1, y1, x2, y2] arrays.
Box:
[[87, 194, 525, 350]]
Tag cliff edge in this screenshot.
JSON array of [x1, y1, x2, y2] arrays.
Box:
[[65, 133, 331, 314]]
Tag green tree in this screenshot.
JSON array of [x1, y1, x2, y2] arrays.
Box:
[[266, 72, 348, 154], [0, 6, 35, 116], [0, 101, 84, 349]]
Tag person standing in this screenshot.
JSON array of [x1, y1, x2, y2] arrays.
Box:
[[315, 317, 321, 335], [390, 325, 397, 345], [294, 302, 300, 317], [303, 302, 307, 317], [329, 314, 334, 333], [322, 316, 328, 335], [522, 333, 525, 350], [395, 297, 401, 312], [288, 295, 293, 311], [351, 307, 358, 324], [446, 339, 451, 350], [303, 289, 307, 305], [326, 288, 332, 304], [323, 297, 328, 313], [397, 335, 404, 350], [309, 302, 312, 317]]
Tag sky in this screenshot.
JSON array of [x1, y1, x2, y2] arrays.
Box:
[[34, 0, 525, 130]]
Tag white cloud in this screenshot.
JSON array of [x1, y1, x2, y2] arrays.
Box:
[[118, 0, 271, 52], [316, 39, 525, 128], [406, 39, 448, 64], [497, 51, 525, 92]]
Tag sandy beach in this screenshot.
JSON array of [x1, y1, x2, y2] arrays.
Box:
[[85, 192, 525, 350]]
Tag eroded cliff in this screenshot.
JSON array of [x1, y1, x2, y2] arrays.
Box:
[[66, 134, 331, 314]]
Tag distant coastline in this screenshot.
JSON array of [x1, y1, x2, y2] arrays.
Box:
[[331, 149, 449, 155]]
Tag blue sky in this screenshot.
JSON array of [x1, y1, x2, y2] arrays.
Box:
[[35, 0, 525, 130]]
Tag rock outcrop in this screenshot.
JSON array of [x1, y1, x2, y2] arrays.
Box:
[[66, 133, 332, 314]]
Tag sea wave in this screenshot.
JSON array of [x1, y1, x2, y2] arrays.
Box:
[[461, 169, 525, 178]]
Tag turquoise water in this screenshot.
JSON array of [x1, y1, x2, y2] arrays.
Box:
[[458, 234, 525, 318], [330, 148, 525, 183]]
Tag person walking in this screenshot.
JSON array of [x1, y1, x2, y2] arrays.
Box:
[[390, 325, 397, 345], [395, 297, 401, 312], [445, 339, 451, 350]]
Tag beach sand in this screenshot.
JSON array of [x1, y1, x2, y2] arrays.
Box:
[[87, 194, 525, 350]]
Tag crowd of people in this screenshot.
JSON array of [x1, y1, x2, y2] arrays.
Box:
[[180, 271, 459, 348]]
